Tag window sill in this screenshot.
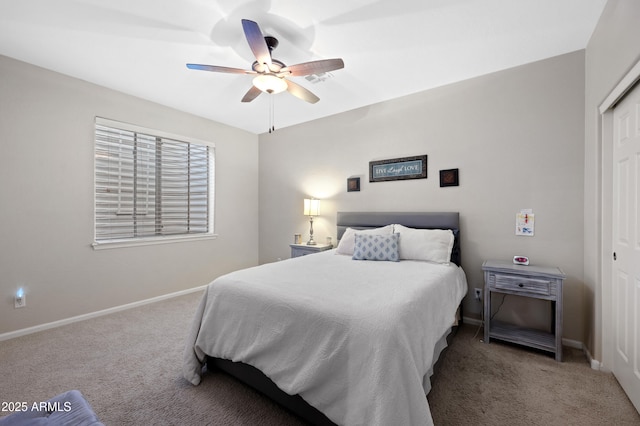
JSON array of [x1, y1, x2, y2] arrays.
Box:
[[92, 233, 218, 250]]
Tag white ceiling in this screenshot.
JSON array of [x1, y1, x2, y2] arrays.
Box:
[[0, 0, 607, 134]]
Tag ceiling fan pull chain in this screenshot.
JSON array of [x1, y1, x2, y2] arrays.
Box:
[[268, 95, 272, 133], [272, 95, 275, 132], [267, 95, 275, 133]]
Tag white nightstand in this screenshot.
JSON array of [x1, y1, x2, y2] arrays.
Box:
[[290, 243, 333, 258], [482, 260, 566, 361]]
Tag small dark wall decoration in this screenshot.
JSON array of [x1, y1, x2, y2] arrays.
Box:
[[347, 177, 360, 192], [369, 155, 427, 182], [439, 168, 459, 187]]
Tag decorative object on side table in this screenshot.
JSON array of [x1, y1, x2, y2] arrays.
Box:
[[513, 255, 529, 265], [290, 243, 333, 258], [439, 168, 459, 187], [303, 198, 320, 245], [482, 260, 566, 361], [369, 155, 427, 182]]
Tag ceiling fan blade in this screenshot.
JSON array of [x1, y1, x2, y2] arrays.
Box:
[[286, 80, 320, 104], [241, 19, 272, 67], [186, 64, 255, 75], [241, 86, 262, 103], [280, 58, 345, 77]]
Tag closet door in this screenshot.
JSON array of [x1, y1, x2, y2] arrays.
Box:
[[612, 81, 640, 413]]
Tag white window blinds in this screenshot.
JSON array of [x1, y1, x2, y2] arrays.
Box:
[[94, 118, 214, 245]]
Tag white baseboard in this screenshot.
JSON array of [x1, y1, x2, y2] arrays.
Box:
[[0, 286, 207, 342], [562, 338, 604, 370], [562, 337, 582, 349], [462, 316, 483, 326], [583, 345, 603, 370]]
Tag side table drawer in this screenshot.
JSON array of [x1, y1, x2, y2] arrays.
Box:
[[489, 273, 553, 296], [290, 243, 333, 258], [291, 247, 309, 257]]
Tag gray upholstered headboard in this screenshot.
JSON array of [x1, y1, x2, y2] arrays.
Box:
[[336, 211, 461, 266]]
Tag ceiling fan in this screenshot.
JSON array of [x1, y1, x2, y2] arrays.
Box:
[[187, 19, 344, 104]]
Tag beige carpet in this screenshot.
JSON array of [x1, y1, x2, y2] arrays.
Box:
[[429, 326, 640, 425], [0, 290, 638, 425]]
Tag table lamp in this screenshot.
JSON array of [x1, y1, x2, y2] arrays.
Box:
[[303, 198, 320, 245]]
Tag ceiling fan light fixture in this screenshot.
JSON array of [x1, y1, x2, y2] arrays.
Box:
[[253, 74, 288, 94], [186, 19, 343, 105]]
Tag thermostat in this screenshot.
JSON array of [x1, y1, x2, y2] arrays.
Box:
[[513, 256, 529, 265]]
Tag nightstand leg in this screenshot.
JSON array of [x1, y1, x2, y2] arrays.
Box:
[[555, 296, 563, 361], [483, 279, 490, 343]]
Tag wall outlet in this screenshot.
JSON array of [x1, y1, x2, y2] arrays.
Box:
[[474, 288, 482, 301], [15, 289, 25, 309]]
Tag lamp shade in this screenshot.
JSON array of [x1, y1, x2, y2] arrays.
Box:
[[253, 74, 288, 94], [303, 198, 320, 216]]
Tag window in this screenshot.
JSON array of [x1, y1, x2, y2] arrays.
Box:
[[94, 117, 215, 247]]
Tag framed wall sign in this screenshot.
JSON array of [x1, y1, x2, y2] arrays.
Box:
[[439, 168, 459, 187], [369, 155, 427, 182], [347, 177, 360, 192]]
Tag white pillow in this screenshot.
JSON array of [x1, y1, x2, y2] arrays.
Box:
[[393, 224, 454, 264], [335, 225, 394, 255]]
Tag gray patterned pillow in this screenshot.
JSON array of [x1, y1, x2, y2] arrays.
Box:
[[352, 233, 400, 262]]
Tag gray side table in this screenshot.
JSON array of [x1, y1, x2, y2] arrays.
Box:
[[482, 260, 566, 361], [290, 243, 333, 258]]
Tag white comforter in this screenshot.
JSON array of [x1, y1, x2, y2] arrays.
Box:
[[183, 250, 467, 426]]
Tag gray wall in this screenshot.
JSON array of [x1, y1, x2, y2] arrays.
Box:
[[258, 51, 586, 341], [584, 0, 640, 361], [0, 55, 259, 335]]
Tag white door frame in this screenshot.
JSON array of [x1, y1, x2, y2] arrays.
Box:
[[599, 59, 640, 371]]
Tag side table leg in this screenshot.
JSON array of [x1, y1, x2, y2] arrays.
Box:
[[483, 282, 490, 343]]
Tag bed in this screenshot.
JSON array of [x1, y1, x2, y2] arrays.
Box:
[[183, 211, 467, 426]]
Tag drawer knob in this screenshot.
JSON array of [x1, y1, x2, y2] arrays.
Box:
[[518, 283, 524, 288]]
